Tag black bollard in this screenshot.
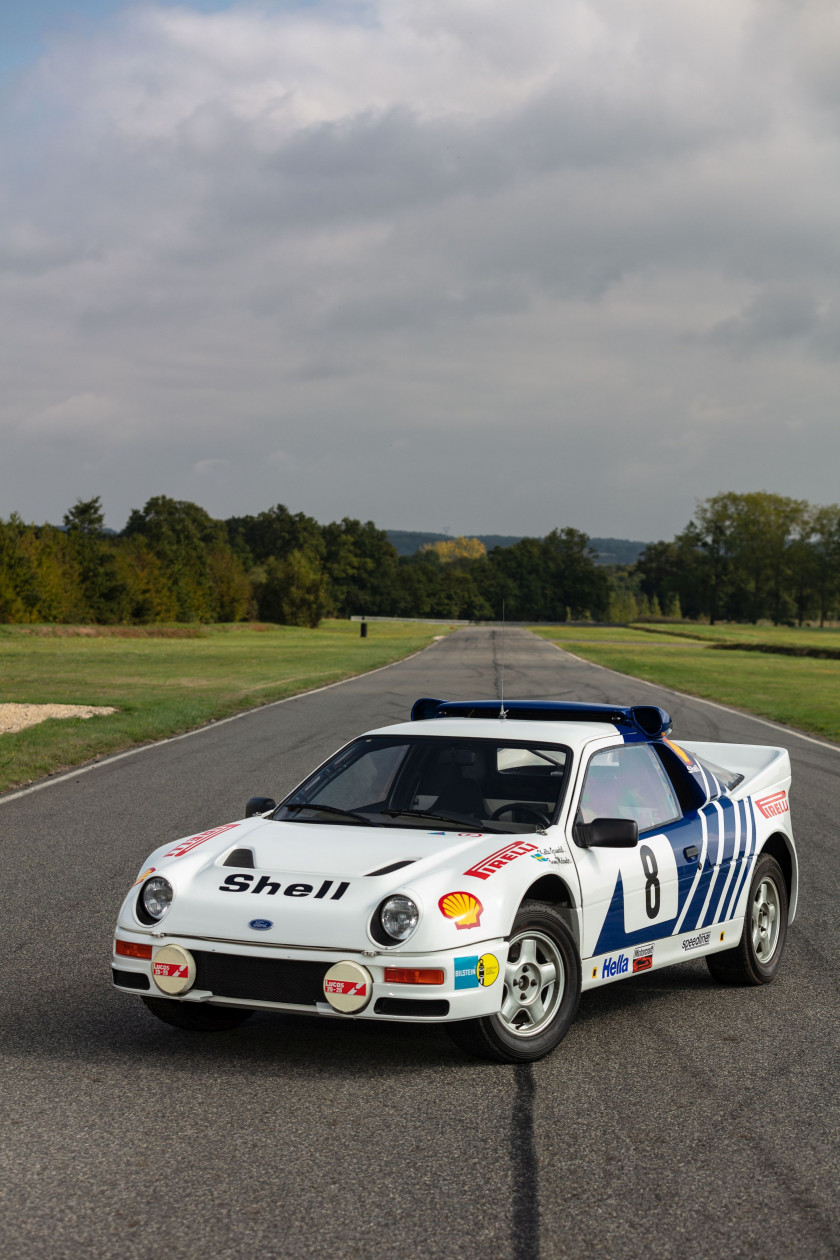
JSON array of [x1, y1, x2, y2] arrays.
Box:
[[360, 621, 367, 638]]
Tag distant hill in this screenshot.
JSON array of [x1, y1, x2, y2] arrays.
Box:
[[387, 531, 522, 556], [387, 530, 648, 566]]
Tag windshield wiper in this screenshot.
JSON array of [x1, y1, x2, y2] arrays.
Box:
[[380, 808, 504, 833], [282, 802, 381, 826]]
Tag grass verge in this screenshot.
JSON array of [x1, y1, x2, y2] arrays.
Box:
[[0, 620, 450, 794], [531, 623, 840, 744]]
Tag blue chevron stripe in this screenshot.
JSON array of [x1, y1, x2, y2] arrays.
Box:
[[727, 798, 756, 917], [702, 798, 739, 927], [716, 799, 747, 923]]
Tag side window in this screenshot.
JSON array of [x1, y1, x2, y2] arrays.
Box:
[[578, 744, 681, 833]]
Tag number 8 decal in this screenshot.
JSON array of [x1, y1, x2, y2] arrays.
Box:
[[639, 844, 660, 919]]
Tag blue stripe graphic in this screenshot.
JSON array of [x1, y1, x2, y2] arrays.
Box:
[[681, 806, 717, 932], [717, 799, 746, 923], [702, 798, 739, 927], [728, 799, 756, 918]]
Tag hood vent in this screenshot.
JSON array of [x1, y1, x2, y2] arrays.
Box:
[[224, 847, 255, 868], [365, 860, 416, 877]]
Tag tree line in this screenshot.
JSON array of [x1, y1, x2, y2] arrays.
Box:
[[634, 491, 840, 625], [0, 496, 610, 626]]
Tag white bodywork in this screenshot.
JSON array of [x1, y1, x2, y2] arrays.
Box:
[[112, 717, 797, 1023]]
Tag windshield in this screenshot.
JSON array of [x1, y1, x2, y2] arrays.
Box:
[[274, 735, 571, 832]]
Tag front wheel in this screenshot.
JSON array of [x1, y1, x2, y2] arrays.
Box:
[[447, 901, 581, 1063], [706, 853, 788, 985], [142, 996, 253, 1031]]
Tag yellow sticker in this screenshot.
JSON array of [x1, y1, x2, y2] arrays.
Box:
[[477, 954, 499, 986]]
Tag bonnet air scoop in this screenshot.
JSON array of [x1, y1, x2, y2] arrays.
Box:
[[365, 860, 416, 877], [224, 848, 255, 868]]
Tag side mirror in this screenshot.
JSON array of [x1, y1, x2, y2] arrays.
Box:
[[245, 796, 276, 818], [574, 817, 639, 848]]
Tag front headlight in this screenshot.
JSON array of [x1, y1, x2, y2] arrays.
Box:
[[379, 895, 419, 943], [139, 876, 173, 923]]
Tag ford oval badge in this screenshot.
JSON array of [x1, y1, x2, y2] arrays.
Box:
[[249, 919, 273, 931]]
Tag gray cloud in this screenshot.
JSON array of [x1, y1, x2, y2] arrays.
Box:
[[1, 0, 839, 538]]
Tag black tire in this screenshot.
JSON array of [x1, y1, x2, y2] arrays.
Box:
[[706, 852, 788, 986], [142, 996, 253, 1031], [447, 901, 581, 1063]]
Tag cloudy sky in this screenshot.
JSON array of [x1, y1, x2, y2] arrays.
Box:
[[1, 1, 838, 540]]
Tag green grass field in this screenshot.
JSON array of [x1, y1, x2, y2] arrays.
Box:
[[626, 622, 840, 650], [0, 621, 449, 794], [531, 623, 840, 743]]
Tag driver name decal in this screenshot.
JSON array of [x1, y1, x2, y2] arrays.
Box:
[[464, 840, 539, 880]]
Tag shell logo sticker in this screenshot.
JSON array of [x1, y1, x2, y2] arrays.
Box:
[[438, 891, 483, 930]]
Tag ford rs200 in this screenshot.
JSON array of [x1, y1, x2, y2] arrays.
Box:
[[112, 699, 797, 1062]]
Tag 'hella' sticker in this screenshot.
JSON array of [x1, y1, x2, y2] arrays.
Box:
[[249, 919, 273, 930]]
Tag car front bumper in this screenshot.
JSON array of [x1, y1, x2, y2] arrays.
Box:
[[112, 930, 510, 1023]]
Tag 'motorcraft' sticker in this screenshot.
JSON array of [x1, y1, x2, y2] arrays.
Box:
[[165, 823, 239, 859]]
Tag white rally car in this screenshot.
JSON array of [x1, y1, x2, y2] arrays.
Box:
[[112, 700, 798, 1062]]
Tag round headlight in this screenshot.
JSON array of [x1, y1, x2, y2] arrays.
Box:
[[379, 895, 419, 943], [141, 877, 173, 921]]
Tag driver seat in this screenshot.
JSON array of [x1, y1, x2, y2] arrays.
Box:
[[434, 770, 487, 821]]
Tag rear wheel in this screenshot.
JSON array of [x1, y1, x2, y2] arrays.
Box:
[[706, 853, 788, 985], [142, 997, 253, 1031], [447, 901, 580, 1063]]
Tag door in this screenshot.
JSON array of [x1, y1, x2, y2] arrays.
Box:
[[570, 742, 702, 961]]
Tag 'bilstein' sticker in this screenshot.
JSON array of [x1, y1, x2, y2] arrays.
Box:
[[454, 953, 500, 989]]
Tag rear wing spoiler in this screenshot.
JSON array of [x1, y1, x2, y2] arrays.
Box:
[[679, 741, 791, 802]]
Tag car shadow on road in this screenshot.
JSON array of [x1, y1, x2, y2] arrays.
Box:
[[2, 959, 739, 1081], [2, 978, 489, 1078]]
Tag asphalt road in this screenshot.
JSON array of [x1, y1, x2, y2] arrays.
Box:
[[1, 627, 838, 1259]]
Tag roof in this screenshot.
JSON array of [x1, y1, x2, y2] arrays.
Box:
[[366, 716, 627, 749]]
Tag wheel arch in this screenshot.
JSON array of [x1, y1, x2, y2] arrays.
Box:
[[518, 874, 581, 950], [760, 831, 798, 921]]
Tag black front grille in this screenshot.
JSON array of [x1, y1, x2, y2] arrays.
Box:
[[112, 967, 150, 991], [192, 951, 326, 1005]]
